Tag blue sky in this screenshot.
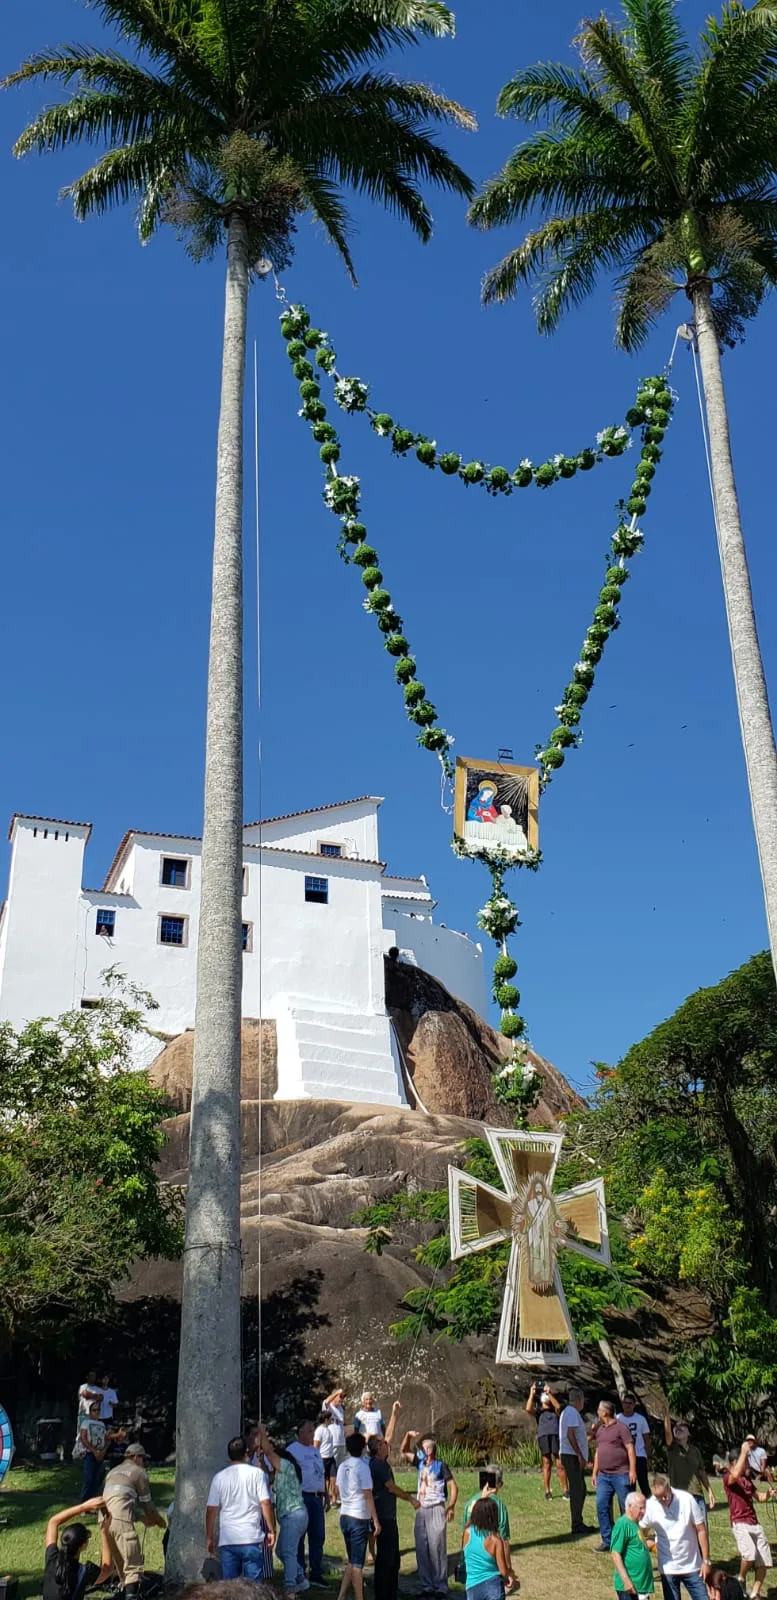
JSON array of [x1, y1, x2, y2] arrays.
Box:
[[2, 0, 775, 1094]]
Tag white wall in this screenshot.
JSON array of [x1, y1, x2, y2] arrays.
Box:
[[384, 910, 488, 1018], [0, 819, 90, 1024], [0, 804, 488, 1079], [244, 798, 381, 861]]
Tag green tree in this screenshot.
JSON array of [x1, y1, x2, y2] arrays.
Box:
[[5, 3, 473, 1573], [469, 0, 777, 982], [0, 978, 181, 1351], [579, 951, 777, 1305]]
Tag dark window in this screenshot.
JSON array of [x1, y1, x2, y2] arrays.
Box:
[[80, 999, 99, 1010], [319, 842, 342, 858], [161, 856, 188, 887], [242, 923, 251, 953], [305, 875, 329, 905], [160, 915, 186, 946], [96, 909, 116, 937]]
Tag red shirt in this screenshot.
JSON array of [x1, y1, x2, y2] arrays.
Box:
[[724, 1471, 757, 1526], [595, 1420, 634, 1475]]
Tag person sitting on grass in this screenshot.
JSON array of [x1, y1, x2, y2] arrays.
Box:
[[461, 1497, 517, 1599], [43, 1498, 113, 1600], [609, 1492, 653, 1598]]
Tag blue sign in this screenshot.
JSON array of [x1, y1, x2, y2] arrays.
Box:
[[0, 1405, 14, 1484]]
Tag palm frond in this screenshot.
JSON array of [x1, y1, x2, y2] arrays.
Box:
[[280, 73, 475, 199], [577, 14, 683, 198], [614, 238, 681, 349], [469, 133, 649, 231], [481, 206, 655, 319], [298, 170, 357, 280], [63, 135, 182, 220], [619, 0, 695, 109]]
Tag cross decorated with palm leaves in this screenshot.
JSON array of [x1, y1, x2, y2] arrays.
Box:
[[448, 1128, 610, 1367]]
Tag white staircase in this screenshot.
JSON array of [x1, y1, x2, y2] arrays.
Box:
[[274, 998, 407, 1106]]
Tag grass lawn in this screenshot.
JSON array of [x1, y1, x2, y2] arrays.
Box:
[[2, 1465, 773, 1600]]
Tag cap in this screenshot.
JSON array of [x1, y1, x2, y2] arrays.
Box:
[[124, 1442, 148, 1459], [745, 1434, 757, 1443]]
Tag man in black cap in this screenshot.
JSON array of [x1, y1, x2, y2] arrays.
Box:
[[102, 1442, 166, 1598]]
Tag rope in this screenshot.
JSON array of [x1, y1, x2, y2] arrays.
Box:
[[396, 1261, 442, 1400], [253, 334, 264, 1426]]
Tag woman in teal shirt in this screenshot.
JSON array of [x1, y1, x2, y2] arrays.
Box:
[[462, 1499, 516, 1600], [257, 1426, 308, 1599]]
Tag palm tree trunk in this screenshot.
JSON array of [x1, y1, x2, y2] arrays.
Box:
[[692, 285, 777, 984], [166, 208, 249, 1582]]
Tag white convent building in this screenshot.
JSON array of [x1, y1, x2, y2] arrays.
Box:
[[0, 796, 487, 1106]]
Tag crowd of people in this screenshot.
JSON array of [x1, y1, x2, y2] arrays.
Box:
[[44, 1373, 777, 1600]]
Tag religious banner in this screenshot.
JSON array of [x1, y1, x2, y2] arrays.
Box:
[[0, 1402, 14, 1485], [448, 1128, 609, 1367], [454, 757, 539, 862]]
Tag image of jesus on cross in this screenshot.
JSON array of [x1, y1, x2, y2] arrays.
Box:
[[448, 1128, 610, 1367]]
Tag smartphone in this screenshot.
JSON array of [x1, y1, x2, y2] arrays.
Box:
[[479, 1471, 498, 1490]]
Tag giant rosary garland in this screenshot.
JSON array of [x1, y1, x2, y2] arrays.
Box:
[[279, 304, 674, 1100]]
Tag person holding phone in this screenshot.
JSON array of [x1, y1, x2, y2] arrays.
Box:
[[525, 1383, 568, 1502], [461, 1498, 517, 1599], [461, 1469, 511, 1545]]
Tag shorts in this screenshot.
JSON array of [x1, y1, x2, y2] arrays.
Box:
[[323, 1456, 337, 1481], [340, 1514, 371, 1568], [733, 1523, 773, 1566], [539, 1432, 560, 1458]]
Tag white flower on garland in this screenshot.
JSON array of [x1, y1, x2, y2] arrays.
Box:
[[520, 458, 533, 469], [477, 895, 519, 935], [573, 661, 588, 679], [553, 453, 565, 466], [373, 416, 393, 436], [323, 474, 360, 510], [334, 376, 369, 412]]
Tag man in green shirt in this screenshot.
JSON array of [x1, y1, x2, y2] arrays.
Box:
[[610, 1492, 654, 1597], [462, 1467, 511, 1542]]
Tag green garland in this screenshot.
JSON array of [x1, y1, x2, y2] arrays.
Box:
[[535, 375, 675, 787], [279, 301, 673, 1088], [323, 371, 633, 493]]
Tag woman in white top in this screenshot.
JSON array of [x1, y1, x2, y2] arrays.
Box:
[[315, 1412, 337, 1508], [324, 1388, 348, 1469]]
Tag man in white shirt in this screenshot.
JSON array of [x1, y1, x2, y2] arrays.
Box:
[[617, 1393, 652, 1497], [314, 1413, 336, 1508], [354, 1393, 385, 1439], [336, 1434, 381, 1600], [746, 1434, 774, 1482], [641, 1474, 711, 1600], [559, 1386, 592, 1537], [324, 1387, 348, 1468], [206, 1434, 275, 1581], [77, 1371, 103, 1422], [99, 1375, 119, 1423], [288, 1420, 327, 1587]]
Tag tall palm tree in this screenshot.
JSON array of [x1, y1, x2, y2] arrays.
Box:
[[469, 0, 777, 982], [5, 0, 474, 1575]]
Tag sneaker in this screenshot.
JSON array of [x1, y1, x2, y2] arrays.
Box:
[[544, 1491, 552, 1501], [309, 1583, 328, 1590], [296, 1583, 311, 1592], [562, 1492, 570, 1501], [594, 1542, 610, 1553]]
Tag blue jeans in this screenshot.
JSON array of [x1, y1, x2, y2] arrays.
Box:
[[299, 1492, 326, 1580], [660, 1574, 709, 1600], [594, 1471, 630, 1548], [467, 1582, 505, 1600], [220, 1543, 266, 1581], [278, 1505, 309, 1588], [80, 1452, 104, 1500], [340, 1514, 371, 1569]]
